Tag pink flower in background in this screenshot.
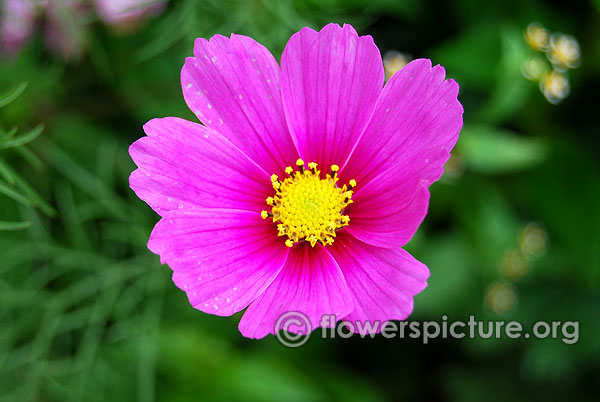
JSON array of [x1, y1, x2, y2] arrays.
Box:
[[94, 0, 166, 29], [44, 0, 88, 60], [0, 0, 37, 56], [1, 0, 166, 59], [129, 23, 463, 338], [0, 0, 88, 60]]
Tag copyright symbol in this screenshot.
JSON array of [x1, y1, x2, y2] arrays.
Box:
[[275, 311, 311, 347]]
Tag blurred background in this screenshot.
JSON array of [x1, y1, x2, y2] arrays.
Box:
[[1, 0, 599, 401]]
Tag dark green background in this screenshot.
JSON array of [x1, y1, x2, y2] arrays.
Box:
[[1, 0, 599, 401]]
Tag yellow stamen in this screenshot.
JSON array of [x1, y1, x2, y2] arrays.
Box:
[[547, 34, 580, 70], [525, 23, 550, 51], [262, 162, 356, 247]]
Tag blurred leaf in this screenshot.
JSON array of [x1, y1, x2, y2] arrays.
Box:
[[14, 146, 44, 170], [0, 180, 32, 206], [458, 124, 548, 174], [0, 127, 18, 146], [0, 124, 44, 149], [0, 82, 28, 108], [428, 21, 501, 89], [478, 26, 532, 123], [135, 1, 196, 62], [0, 157, 16, 185], [0, 159, 56, 216], [0, 220, 32, 230], [414, 236, 479, 316]]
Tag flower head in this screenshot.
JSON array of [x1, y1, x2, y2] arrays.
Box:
[[0, 0, 88, 60], [43, 0, 88, 61], [383, 50, 411, 81], [547, 33, 580, 70], [0, 0, 38, 56], [94, 0, 166, 30], [540, 69, 570, 104], [129, 23, 463, 338], [525, 23, 550, 51]]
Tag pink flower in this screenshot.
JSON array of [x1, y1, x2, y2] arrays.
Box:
[[0, 0, 88, 60], [0, 0, 37, 56], [43, 0, 88, 61], [129, 23, 463, 338], [93, 0, 166, 30]]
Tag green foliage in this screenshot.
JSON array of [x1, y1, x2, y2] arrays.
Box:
[[0, 0, 599, 401], [458, 124, 548, 174], [0, 82, 55, 232]]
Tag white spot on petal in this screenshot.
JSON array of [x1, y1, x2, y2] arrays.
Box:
[[214, 305, 219, 310], [207, 103, 212, 109], [167, 197, 173, 201], [178, 204, 183, 209], [186, 83, 193, 89]]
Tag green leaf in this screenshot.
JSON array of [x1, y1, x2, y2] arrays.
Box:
[[0, 220, 32, 230], [0, 180, 31, 206], [0, 127, 18, 146], [0, 157, 16, 185], [0, 81, 28, 108], [14, 146, 43, 170], [458, 124, 548, 174], [135, 1, 195, 62], [0, 159, 56, 216], [477, 26, 534, 124], [0, 125, 44, 149], [428, 21, 501, 89]]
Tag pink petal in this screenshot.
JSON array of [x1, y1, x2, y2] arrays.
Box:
[[129, 117, 272, 215], [148, 209, 289, 316], [328, 232, 429, 334], [238, 242, 353, 339], [346, 147, 449, 247], [280, 23, 383, 170], [342, 59, 463, 247], [181, 34, 297, 176]]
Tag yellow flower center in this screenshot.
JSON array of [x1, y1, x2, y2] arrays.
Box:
[[525, 23, 550, 51], [261, 159, 356, 247]]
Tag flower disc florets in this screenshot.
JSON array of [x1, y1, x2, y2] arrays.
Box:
[[261, 159, 356, 247]]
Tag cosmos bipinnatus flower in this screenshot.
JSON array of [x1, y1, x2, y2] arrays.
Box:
[[0, 0, 37, 56], [129, 23, 463, 338], [93, 0, 167, 30]]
